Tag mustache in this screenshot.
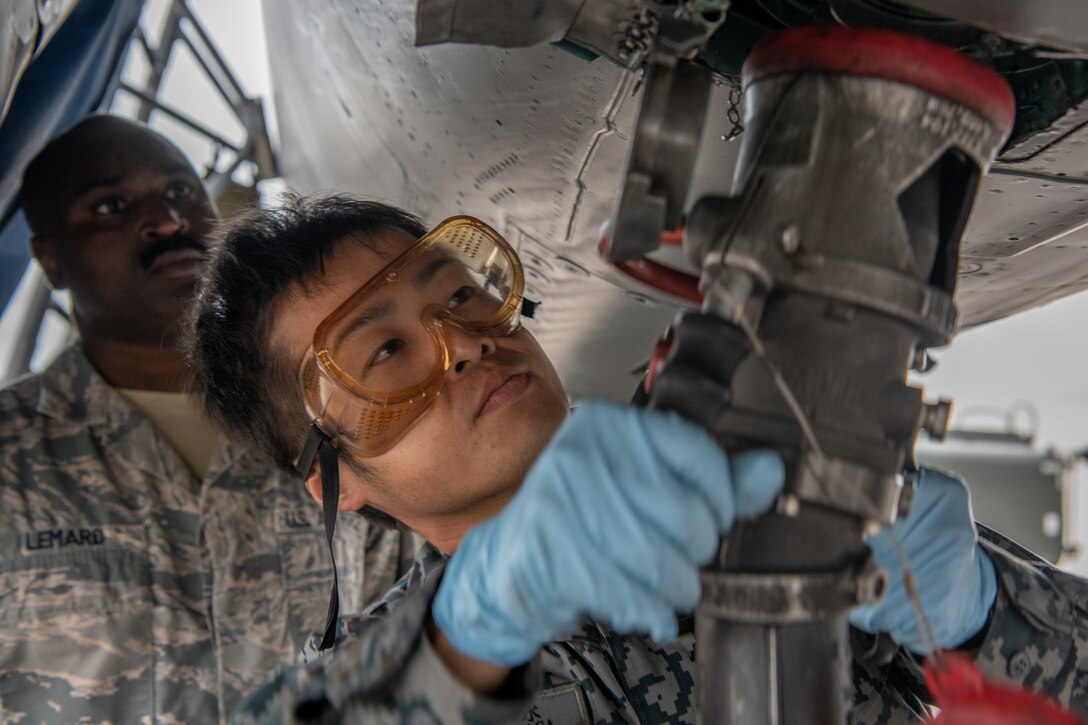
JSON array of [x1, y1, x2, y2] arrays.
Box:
[[139, 235, 208, 270]]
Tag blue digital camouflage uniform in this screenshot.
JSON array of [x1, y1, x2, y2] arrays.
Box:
[[234, 518, 1088, 723], [0, 345, 416, 724]]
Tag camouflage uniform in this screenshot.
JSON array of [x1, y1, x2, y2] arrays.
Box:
[[0, 345, 415, 724], [234, 524, 1088, 724]]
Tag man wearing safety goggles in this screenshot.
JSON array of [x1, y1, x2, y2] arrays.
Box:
[[190, 195, 1088, 723]]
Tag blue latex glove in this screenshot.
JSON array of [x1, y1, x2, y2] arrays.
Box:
[[432, 401, 785, 666], [850, 467, 997, 654]]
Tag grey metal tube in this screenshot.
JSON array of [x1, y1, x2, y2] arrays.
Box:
[[697, 617, 850, 725]]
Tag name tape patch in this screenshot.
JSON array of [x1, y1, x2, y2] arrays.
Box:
[[277, 508, 320, 531], [23, 527, 106, 552]]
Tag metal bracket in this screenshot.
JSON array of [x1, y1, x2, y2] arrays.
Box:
[[607, 11, 718, 262], [698, 559, 886, 624], [792, 452, 904, 525]]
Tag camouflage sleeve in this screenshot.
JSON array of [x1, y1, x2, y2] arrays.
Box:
[[848, 524, 1088, 724], [969, 526, 1088, 712], [854, 525, 1088, 722], [233, 562, 542, 724]]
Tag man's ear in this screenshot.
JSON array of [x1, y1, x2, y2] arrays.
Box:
[[29, 235, 66, 290], [303, 462, 370, 512]]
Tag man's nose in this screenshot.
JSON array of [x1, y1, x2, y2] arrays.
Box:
[[444, 325, 497, 382], [139, 197, 188, 241]]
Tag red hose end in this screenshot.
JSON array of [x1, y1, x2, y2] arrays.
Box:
[[744, 26, 1015, 138]]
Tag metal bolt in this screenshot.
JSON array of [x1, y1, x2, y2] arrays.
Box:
[[777, 493, 801, 517], [777, 224, 800, 254], [920, 399, 953, 441]]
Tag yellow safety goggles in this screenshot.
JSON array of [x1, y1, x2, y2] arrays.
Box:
[[299, 215, 526, 456]]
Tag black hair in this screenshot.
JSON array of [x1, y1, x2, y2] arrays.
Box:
[[188, 193, 427, 529]]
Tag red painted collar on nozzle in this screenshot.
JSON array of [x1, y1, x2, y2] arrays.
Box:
[[743, 25, 1015, 138]]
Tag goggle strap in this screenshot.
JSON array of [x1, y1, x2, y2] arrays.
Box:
[[296, 424, 341, 651], [521, 298, 539, 319], [317, 433, 341, 651], [294, 423, 323, 478]]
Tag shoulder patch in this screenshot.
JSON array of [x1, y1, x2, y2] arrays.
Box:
[[526, 682, 589, 724]]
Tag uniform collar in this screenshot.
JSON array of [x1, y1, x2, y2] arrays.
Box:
[[35, 344, 249, 482], [36, 344, 126, 427]]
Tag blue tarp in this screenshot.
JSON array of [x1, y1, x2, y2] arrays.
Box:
[[0, 0, 143, 315]]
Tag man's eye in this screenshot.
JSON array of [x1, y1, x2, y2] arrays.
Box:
[[164, 181, 194, 200], [369, 339, 405, 366], [92, 198, 127, 217], [448, 285, 476, 309]]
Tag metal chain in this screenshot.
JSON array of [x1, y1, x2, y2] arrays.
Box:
[[713, 73, 745, 140], [726, 84, 743, 140]]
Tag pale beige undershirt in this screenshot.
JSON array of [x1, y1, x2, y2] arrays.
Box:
[[117, 389, 220, 479]]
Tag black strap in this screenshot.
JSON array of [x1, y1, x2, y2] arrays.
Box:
[[296, 424, 341, 651], [295, 424, 324, 478]]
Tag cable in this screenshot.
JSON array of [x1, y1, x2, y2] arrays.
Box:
[[727, 292, 943, 651]]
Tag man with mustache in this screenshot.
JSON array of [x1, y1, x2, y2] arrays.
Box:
[[0, 116, 414, 723], [190, 195, 1088, 723]]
